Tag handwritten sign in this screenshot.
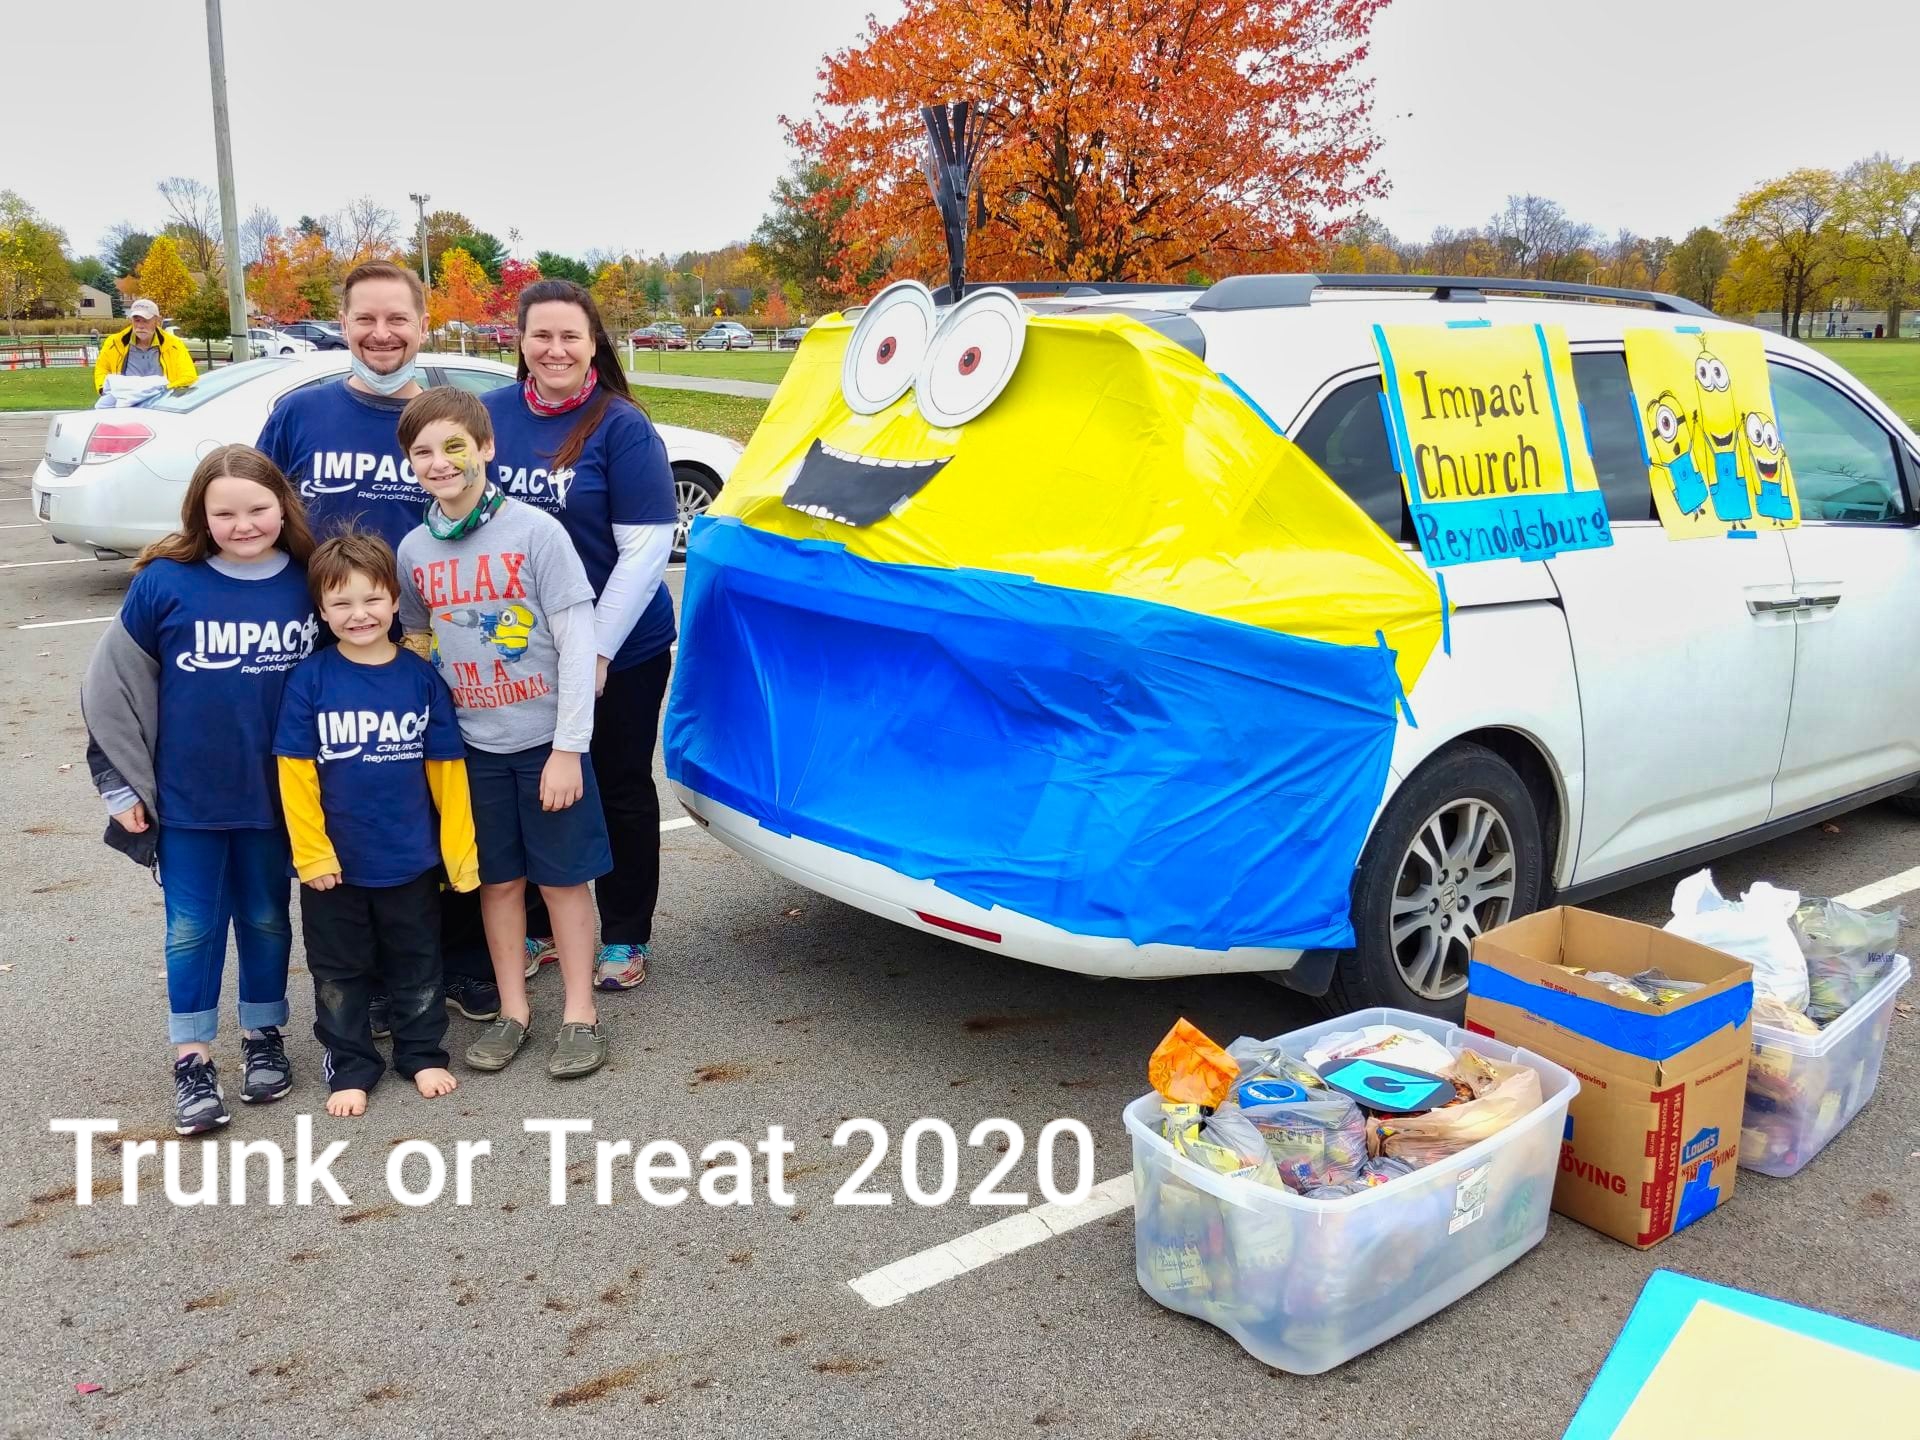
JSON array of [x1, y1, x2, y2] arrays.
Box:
[[1374, 322, 1612, 568], [1624, 327, 1799, 538]]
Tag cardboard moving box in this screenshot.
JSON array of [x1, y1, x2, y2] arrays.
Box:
[[1465, 907, 1754, 1248]]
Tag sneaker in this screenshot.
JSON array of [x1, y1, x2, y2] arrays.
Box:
[[444, 975, 501, 1021], [594, 943, 650, 991], [549, 1021, 609, 1079], [173, 1055, 231, 1135], [523, 936, 557, 979], [369, 993, 391, 1040], [465, 1016, 529, 1072], [240, 1027, 293, 1104]]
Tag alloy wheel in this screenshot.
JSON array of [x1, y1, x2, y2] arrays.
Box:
[[1389, 798, 1517, 1000]]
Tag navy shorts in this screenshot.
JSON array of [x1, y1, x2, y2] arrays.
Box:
[[466, 743, 613, 888]]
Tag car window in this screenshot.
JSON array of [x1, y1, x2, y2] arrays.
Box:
[[1292, 377, 1413, 543], [1570, 351, 1656, 522], [1767, 363, 1910, 523], [145, 357, 292, 413], [438, 366, 516, 397]]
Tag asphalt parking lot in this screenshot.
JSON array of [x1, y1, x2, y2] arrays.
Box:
[[0, 416, 1915, 1439]]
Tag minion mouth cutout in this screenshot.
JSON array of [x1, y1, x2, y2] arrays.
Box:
[[1709, 429, 1736, 448], [781, 439, 953, 527], [1756, 456, 1779, 481]]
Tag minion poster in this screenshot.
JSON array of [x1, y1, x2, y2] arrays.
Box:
[[1623, 327, 1799, 538], [1372, 323, 1612, 568]]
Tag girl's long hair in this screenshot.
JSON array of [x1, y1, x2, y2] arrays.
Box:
[[515, 278, 639, 473], [134, 444, 315, 572]]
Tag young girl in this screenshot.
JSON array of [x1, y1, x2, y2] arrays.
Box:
[[82, 445, 320, 1135]]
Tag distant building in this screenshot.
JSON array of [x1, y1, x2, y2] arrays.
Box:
[[74, 284, 114, 321]]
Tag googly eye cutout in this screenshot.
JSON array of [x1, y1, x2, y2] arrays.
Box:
[[1695, 357, 1714, 389], [842, 280, 937, 415], [1709, 359, 1730, 391], [1762, 420, 1779, 450], [1745, 413, 1767, 448], [915, 287, 1028, 428], [1654, 404, 1680, 443]]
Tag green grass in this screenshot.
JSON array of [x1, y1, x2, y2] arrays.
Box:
[[0, 368, 94, 410], [629, 389, 768, 444], [627, 348, 794, 382], [1802, 339, 1920, 430]]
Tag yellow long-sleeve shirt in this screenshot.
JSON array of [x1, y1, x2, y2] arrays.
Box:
[[278, 756, 480, 893]]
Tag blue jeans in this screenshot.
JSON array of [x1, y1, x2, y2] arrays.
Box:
[[157, 825, 293, 1045]]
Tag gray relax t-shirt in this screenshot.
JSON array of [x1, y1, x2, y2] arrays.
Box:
[[398, 497, 596, 754]]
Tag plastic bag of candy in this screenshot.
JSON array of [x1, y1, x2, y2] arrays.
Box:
[[1567, 967, 1705, 1006], [1149, 1018, 1238, 1107], [1365, 1050, 1543, 1167], [1791, 898, 1903, 1024], [1238, 1090, 1370, 1193]]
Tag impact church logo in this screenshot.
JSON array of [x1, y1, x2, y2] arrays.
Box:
[[316, 706, 432, 762], [301, 451, 422, 499], [175, 616, 318, 674], [496, 464, 575, 507]]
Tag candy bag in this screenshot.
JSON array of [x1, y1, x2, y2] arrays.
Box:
[[1302, 1156, 1419, 1199], [1367, 1050, 1542, 1166], [1791, 898, 1902, 1024], [1239, 1092, 1369, 1192], [1148, 1018, 1237, 1107], [1665, 870, 1808, 1012]]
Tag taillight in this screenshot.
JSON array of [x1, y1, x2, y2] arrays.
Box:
[[83, 421, 154, 463]]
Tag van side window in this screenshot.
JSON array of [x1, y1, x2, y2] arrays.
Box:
[[1767, 364, 1910, 524], [1569, 351, 1656, 522], [1292, 378, 1413, 544]]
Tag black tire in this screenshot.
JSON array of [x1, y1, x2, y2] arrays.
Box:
[[1320, 742, 1545, 1020], [1892, 783, 1920, 817], [671, 463, 720, 562]]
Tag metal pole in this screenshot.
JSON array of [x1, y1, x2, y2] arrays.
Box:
[[205, 0, 249, 362], [409, 193, 431, 290]]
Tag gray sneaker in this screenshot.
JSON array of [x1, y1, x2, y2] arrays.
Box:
[[465, 1016, 529, 1072], [173, 1055, 231, 1135], [549, 1022, 608, 1079], [240, 1026, 293, 1104]]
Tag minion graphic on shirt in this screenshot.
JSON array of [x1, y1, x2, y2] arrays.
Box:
[[439, 604, 536, 662]]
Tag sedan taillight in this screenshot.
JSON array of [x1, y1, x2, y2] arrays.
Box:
[[83, 421, 154, 463]]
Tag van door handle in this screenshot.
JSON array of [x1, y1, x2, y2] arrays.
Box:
[[1796, 592, 1842, 611], [1746, 595, 1803, 615]]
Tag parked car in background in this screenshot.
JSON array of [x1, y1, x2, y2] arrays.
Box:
[[472, 323, 517, 346], [246, 327, 316, 357], [31, 352, 741, 564], [275, 321, 346, 350], [631, 325, 690, 350], [694, 321, 755, 351], [776, 327, 808, 349]]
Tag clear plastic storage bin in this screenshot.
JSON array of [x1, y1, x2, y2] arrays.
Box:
[[1741, 954, 1909, 1178], [1123, 1007, 1578, 1374]]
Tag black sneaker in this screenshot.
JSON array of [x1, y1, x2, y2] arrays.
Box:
[[369, 993, 392, 1040], [444, 975, 501, 1021], [173, 1055, 231, 1136], [240, 1026, 293, 1104]]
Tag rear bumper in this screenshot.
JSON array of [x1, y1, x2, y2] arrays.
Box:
[[31, 457, 177, 554], [673, 783, 1304, 980]]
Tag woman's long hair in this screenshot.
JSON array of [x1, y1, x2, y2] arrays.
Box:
[[515, 278, 639, 473], [134, 444, 315, 572]]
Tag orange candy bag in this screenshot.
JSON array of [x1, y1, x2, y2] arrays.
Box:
[[1148, 1019, 1237, 1108]]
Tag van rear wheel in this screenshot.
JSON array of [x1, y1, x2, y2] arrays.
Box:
[[1321, 742, 1544, 1019]]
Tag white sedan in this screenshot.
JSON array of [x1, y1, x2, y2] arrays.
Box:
[[31, 353, 743, 561]]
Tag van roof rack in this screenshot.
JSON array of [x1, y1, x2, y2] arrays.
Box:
[[1188, 272, 1717, 318], [927, 281, 1200, 304]]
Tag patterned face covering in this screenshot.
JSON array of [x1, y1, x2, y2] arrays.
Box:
[[523, 367, 599, 415], [424, 480, 505, 541]]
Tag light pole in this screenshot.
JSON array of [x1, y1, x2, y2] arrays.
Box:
[[204, 0, 248, 361], [409, 192, 431, 291]]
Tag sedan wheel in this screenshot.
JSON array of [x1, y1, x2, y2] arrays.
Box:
[[672, 465, 718, 560]]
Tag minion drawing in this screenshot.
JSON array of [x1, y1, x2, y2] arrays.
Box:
[[1692, 342, 1749, 522], [439, 603, 536, 661], [1644, 390, 1710, 516], [1741, 408, 1795, 522]]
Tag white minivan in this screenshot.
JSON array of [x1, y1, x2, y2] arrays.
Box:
[[679, 275, 1920, 1015]]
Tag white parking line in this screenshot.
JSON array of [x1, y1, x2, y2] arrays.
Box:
[[0, 522, 45, 530], [0, 558, 99, 571], [1835, 865, 1920, 910], [661, 817, 694, 832], [848, 1175, 1135, 1308], [17, 615, 113, 630]]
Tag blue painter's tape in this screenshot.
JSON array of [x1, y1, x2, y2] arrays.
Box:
[[1218, 372, 1285, 436], [1533, 324, 1577, 494], [1445, 317, 1492, 329], [1377, 391, 1403, 474], [1467, 961, 1750, 1061], [1675, 325, 1703, 334], [1628, 388, 1652, 468], [1565, 1270, 1920, 1439], [1376, 629, 1414, 728], [1726, 529, 1758, 540], [1437, 572, 1451, 657]]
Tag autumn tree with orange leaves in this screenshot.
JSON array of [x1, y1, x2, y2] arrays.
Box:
[[785, 0, 1390, 293]]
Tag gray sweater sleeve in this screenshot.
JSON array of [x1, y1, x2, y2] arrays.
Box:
[[80, 618, 161, 817]]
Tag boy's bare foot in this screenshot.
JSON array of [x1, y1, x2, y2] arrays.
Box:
[[414, 1067, 457, 1099], [326, 1088, 368, 1118]]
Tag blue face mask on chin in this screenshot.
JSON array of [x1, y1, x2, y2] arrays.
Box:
[[349, 353, 419, 396]]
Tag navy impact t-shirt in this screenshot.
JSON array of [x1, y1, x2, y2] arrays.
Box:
[[119, 558, 319, 829], [482, 387, 677, 669], [273, 646, 466, 887], [258, 379, 421, 548]]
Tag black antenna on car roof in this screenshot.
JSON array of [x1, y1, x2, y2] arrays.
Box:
[[921, 101, 987, 303]]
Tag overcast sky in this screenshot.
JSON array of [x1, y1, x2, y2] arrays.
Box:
[[10, 0, 1916, 265]]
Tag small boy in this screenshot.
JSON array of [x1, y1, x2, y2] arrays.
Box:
[[275, 531, 479, 1117], [395, 387, 614, 1080]]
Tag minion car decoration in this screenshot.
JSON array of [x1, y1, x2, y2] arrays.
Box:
[[663, 279, 1446, 970]]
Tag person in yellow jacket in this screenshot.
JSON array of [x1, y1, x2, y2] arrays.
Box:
[[271, 531, 479, 1117], [93, 298, 199, 392]]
